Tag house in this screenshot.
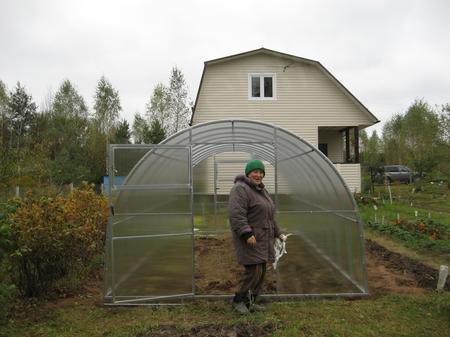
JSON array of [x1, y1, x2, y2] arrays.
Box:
[[190, 48, 379, 193]]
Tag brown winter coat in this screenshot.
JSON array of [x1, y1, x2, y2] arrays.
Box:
[[229, 174, 281, 265]]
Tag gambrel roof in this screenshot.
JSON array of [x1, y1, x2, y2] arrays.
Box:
[[190, 48, 379, 126]]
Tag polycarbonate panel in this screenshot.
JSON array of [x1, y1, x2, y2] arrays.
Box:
[[112, 235, 193, 297], [276, 155, 355, 211], [113, 147, 152, 177], [276, 211, 366, 293], [112, 214, 192, 237], [193, 194, 229, 232], [113, 189, 191, 214]]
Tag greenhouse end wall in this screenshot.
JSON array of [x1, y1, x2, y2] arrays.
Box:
[[104, 120, 368, 304]]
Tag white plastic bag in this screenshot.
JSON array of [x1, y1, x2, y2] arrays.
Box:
[[273, 233, 292, 270]]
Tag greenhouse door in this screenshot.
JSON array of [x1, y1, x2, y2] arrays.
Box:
[[105, 145, 194, 304]]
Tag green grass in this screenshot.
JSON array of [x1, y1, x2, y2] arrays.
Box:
[[358, 181, 450, 228], [1, 293, 449, 337]]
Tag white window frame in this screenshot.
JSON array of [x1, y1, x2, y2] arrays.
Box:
[[248, 73, 277, 100]]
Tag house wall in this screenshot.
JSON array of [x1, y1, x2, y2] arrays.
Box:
[[192, 52, 369, 195], [195, 152, 284, 196], [193, 53, 375, 146], [334, 163, 361, 193], [318, 129, 344, 163]]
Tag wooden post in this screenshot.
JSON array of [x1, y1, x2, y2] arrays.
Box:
[[345, 128, 350, 163], [15, 186, 20, 198], [354, 126, 359, 163]]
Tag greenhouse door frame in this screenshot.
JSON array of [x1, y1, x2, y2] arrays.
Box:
[[106, 144, 195, 305]]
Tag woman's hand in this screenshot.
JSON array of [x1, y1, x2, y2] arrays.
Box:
[[246, 235, 257, 247]]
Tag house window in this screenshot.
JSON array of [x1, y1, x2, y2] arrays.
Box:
[[248, 74, 276, 100]]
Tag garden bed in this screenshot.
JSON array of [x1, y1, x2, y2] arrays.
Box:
[[195, 235, 446, 298]]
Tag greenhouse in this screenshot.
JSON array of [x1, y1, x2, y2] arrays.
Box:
[[104, 120, 368, 305]]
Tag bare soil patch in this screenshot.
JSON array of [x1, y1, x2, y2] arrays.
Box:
[[365, 239, 449, 294], [195, 235, 446, 297]]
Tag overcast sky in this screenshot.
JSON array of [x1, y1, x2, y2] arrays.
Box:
[[1, 0, 449, 135]]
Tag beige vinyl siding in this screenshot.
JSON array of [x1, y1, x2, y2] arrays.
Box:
[[318, 129, 344, 163], [194, 153, 293, 195], [334, 163, 361, 193], [193, 53, 374, 145]]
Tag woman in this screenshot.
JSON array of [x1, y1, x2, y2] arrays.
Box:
[[228, 159, 284, 314]]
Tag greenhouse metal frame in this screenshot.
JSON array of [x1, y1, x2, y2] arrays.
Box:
[[104, 120, 368, 305]]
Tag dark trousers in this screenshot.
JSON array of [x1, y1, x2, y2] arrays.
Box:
[[233, 263, 266, 305]]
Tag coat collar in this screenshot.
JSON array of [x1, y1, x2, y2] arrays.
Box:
[[234, 174, 265, 191]]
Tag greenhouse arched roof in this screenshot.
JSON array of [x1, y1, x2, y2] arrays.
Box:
[[121, 119, 358, 212]]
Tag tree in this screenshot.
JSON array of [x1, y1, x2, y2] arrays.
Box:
[[49, 81, 89, 152], [28, 82, 92, 185], [146, 67, 192, 137], [382, 113, 405, 165], [132, 112, 166, 144], [132, 113, 151, 144], [7, 82, 37, 148], [83, 122, 107, 183], [437, 104, 450, 186], [168, 67, 191, 134], [0, 80, 9, 147], [362, 130, 384, 190], [93, 76, 121, 137], [147, 83, 171, 134], [52, 79, 88, 118], [112, 119, 131, 144], [382, 99, 443, 177], [364, 130, 383, 169], [401, 100, 441, 175], [148, 118, 166, 144]]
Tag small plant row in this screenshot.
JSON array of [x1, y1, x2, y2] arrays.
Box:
[[366, 219, 450, 257]]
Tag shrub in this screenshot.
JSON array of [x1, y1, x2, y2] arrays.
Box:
[[9, 184, 108, 297], [0, 283, 17, 323], [0, 199, 20, 261]]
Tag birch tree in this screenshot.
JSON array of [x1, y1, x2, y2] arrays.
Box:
[[147, 67, 191, 137], [93, 76, 121, 137], [168, 67, 191, 134]]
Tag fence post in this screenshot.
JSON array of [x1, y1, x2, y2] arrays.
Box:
[[387, 184, 393, 204], [15, 186, 20, 198], [437, 265, 448, 291]]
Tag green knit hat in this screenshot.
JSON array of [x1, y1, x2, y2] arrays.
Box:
[[245, 159, 265, 176]]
